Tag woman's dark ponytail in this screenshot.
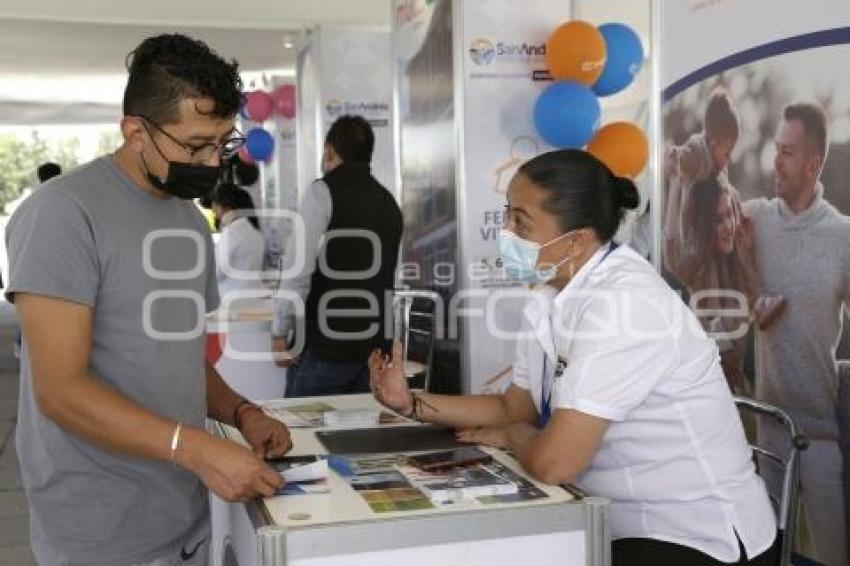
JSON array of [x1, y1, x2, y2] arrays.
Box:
[[614, 176, 640, 211]]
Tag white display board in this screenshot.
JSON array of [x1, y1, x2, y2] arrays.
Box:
[[295, 26, 397, 197], [660, 0, 850, 91], [457, 0, 572, 393]]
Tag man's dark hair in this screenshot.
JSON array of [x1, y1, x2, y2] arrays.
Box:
[[123, 34, 243, 124], [325, 115, 375, 164], [37, 162, 62, 183], [783, 102, 829, 160]]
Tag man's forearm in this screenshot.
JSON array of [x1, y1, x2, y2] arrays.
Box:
[[38, 372, 187, 464], [205, 358, 245, 427]]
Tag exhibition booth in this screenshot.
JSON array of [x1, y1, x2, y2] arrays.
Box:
[[205, 1, 850, 565]]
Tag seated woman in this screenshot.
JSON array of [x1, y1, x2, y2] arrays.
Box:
[[211, 183, 266, 302], [370, 150, 778, 566]]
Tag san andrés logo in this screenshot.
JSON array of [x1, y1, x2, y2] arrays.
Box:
[[469, 37, 546, 66], [326, 100, 390, 117]]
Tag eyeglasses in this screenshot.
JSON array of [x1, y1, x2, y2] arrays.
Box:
[[138, 116, 245, 163]]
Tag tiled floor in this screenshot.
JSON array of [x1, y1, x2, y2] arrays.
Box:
[[0, 302, 35, 565]]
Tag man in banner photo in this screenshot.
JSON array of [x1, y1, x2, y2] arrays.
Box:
[[744, 102, 850, 566]]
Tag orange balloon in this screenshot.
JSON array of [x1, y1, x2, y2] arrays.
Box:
[[587, 122, 648, 178], [546, 20, 607, 85]]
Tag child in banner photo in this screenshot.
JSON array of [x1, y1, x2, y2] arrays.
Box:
[[664, 88, 785, 395]]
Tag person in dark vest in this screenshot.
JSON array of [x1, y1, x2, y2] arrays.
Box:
[[271, 115, 403, 397]]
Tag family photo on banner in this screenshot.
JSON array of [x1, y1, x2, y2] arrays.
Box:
[[662, 37, 850, 566]]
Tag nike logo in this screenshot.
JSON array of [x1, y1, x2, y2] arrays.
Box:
[[180, 537, 207, 561]]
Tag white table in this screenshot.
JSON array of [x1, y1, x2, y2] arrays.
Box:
[[209, 395, 610, 566]]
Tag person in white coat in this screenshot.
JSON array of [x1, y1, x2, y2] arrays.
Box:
[[370, 150, 779, 566], [212, 183, 266, 302]]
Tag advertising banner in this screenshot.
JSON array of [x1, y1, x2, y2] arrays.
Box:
[[458, 0, 571, 393], [296, 27, 395, 195], [660, 3, 850, 563]]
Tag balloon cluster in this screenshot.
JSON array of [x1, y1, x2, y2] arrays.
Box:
[[534, 21, 648, 177], [239, 85, 296, 163]]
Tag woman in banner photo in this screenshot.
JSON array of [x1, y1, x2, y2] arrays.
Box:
[[665, 172, 772, 396], [371, 150, 779, 566], [663, 88, 785, 395]]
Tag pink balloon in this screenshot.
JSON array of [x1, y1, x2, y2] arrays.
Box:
[[244, 90, 273, 122], [272, 84, 296, 119], [238, 145, 255, 164]]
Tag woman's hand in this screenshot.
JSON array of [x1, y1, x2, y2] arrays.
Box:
[[456, 426, 511, 449], [369, 341, 413, 416]]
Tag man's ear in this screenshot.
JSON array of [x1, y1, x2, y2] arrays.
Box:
[[806, 154, 823, 179], [120, 116, 147, 153]]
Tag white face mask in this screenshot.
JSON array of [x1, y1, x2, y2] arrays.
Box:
[[498, 229, 572, 283]]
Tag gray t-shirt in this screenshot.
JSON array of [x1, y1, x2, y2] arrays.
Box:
[[744, 185, 850, 440], [6, 156, 219, 564]]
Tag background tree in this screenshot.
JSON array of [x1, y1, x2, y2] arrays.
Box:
[[0, 130, 80, 213]]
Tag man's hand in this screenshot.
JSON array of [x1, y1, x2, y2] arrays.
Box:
[[369, 341, 413, 416], [238, 408, 292, 459], [271, 336, 298, 368], [177, 428, 283, 502]]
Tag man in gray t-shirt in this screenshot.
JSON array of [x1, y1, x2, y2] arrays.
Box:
[[7, 34, 291, 565]]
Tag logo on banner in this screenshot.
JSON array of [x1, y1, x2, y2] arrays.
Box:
[[325, 99, 390, 128], [468, 38, 548, 80], [469, 38, 496, 66], [326, 99, 344, 117]]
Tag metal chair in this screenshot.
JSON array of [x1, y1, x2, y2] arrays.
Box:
[[392, 290, 440, 392], [733, 395, 810, 566]]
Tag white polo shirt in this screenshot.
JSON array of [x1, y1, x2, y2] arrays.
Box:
[[512, 243, 776, 562]]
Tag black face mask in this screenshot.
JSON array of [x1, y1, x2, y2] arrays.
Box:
[[213, 216, 221, 231], [145, 159, 221, 200]]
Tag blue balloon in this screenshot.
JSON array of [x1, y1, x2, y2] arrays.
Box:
[[245, 128, 275, 162], [533, 81, 600, 149], [594, 23, 644, 96]]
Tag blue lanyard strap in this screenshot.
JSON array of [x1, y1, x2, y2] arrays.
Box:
[[537, 241, 618, 429], [538, 356, 551, 429]]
